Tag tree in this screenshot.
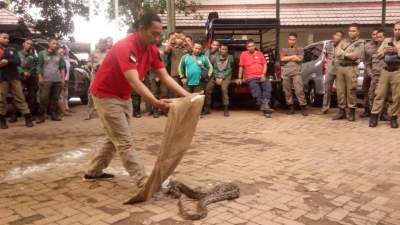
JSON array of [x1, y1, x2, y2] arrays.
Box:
[[10, 0, 89, 38], [110, 0, 199, 25]]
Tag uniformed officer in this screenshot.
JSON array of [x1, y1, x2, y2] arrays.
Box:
[[280, 33, 308, 116], [0, 33, 33, 129], [322, 31, 343, 114], [368, 29, 389, 120], [369, 21, 400, 128], [333, 24, 364, 121], [360, 28, 380, 118]]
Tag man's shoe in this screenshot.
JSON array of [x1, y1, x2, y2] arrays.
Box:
[[288, 105, 295, 115], [260, 103, 274, 114], [333, 109, 347, 120], [0, 115, 8, 129], [301, 105, 309, 116], [152, 109, 160, 118], [8, 113, 18, 123], [24, 114, 34, 127], [51, 113, 62, 121], [36, 114, 45, 124], [263, 111, 272, 118], [348, 108, 356, 121], [133, 111, 142, 118], [369, 114, 379, 127], [201, 105, 211, 115], [83, 173, 115, 181], [390, 116, 399, 129], [321, 108, 329, 114], [224, 106, 230, 117], [360, 107, 371, 118]]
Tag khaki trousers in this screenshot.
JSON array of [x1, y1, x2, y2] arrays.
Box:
[[371, 69, 400, 116], [0, 80, 30, 116], [86, 96, 146, 180], [336, 65, 358, 109]]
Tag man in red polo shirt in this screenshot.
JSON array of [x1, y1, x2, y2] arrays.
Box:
[[84, 13, 191, 186], [238, 39, 273, 118]]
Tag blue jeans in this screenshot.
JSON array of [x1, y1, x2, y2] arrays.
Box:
[[246, 77, 272, 105]]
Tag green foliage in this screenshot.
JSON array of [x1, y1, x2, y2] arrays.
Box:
[[11, 0, 89, 38]]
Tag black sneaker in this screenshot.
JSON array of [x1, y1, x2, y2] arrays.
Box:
[[83, 173, 115, 181]]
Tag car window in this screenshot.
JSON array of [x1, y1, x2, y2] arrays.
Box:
[[303, 44, 323, 63]]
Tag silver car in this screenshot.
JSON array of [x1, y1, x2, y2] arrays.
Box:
[[301, 40, 365, 107]]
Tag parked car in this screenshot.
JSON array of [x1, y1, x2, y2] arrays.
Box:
[[206, 18, 285, 108], [301, 40, 365, 107]]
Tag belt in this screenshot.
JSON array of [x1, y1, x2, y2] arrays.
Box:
[[384, 67, 400, 72]]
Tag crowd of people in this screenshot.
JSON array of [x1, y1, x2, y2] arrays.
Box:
[[1, 18, 399, 130], [0, 33, 78, 129]]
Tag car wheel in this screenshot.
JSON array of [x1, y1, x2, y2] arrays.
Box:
[[308, 83, 323, 107], [80, 95, 88, 105]]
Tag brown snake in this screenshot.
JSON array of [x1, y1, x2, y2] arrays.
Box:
[[164, 180, 240, 220]]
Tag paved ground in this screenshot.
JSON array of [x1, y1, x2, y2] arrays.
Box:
[[1, 105, 400, 225]]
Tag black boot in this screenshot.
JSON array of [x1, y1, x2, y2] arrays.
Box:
[[152, 108, 160, 118], [360, 107, 370, 118], [288, 105, 295, 115], [224, 105, 230, 117], [0, 115, 8, 129], [348, 108, 356, 121], [24, 114, 34, 127], [301, 105, 308, 116], [201, 105, 211, 115], [333, 109, 346, 120], [8, 113, 18, 123], [133, 106, 141, 118], [51, 112, 62, 121], [260, 102, 273, 114], [390, 116, 399, 129], [369, 114, 379, 127]]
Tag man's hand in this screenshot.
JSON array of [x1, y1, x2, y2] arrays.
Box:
[[0, 59, 8, 67], [38, 74, 44, 85], [385, 46, 398, 53], [235, 79, 243, 85], [260, 76, 266, 82], [216, 78, 223, 86], [23, 72, 30, 79], [181, 78, 187, 85], [154, 99, 171, 113]]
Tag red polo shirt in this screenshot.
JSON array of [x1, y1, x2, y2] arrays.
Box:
[[239, 50, 267, 80], [90, 33, 164, 100]]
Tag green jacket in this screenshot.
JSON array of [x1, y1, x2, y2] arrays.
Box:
[[212, 54, 234, 79], [17, 50, 38, 76], [36, 50, 65, 82]]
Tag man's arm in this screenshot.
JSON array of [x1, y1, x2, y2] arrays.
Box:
[[345, 41, 364, 61], [124, 69, 170, 110], [155, 68, 190, 97]]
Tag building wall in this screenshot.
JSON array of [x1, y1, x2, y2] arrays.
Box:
[[183, 25, 383, 50], [197, 0, 396, 5]]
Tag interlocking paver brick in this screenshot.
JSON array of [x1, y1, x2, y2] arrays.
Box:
[[1, 107, 399, 225]]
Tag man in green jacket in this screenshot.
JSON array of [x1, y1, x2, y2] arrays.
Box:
[[179, 42, 213, 93], [18, 38, 39, 118], [205, 44, 233, 117]]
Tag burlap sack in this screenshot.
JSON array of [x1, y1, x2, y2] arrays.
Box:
[[125, 94, 204, 204]]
